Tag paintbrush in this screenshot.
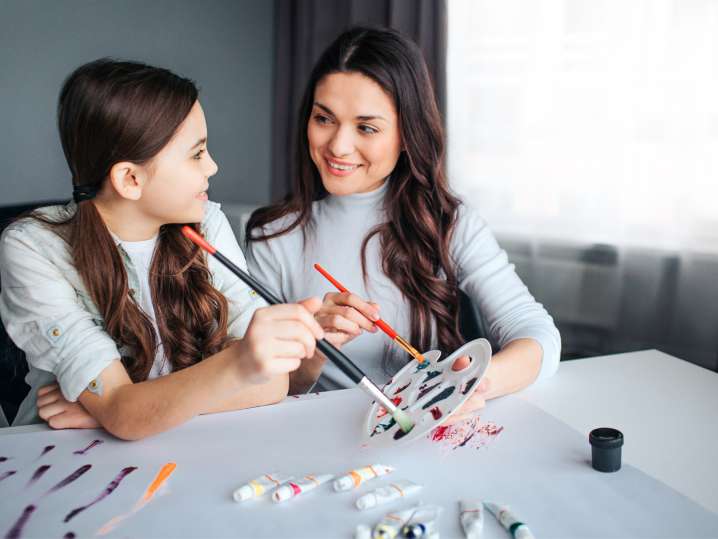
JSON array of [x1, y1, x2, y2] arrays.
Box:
[[181, 226, 414, 433], [313, 263, 425, 363]]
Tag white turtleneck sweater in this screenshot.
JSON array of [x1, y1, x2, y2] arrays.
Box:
[[246, 181, 560, 391]]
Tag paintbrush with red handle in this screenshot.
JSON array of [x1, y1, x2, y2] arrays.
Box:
[[313, 263, 425, 364]]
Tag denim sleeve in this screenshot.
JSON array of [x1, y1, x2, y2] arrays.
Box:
[[0, 226, 120, 402]]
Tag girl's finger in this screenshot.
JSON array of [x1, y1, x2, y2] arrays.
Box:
[[38, 401, 69, 421], [36, 384, 59, 397], [36, 389, 62, 408]]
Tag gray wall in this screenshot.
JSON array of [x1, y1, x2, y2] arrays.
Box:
[[0, 0, 274, 206]]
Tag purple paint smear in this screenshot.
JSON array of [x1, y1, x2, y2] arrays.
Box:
[[27, 465, 51, 487], [4, 504, 36, 539], [63, 533, 75, 539], [0, 470, 17, 483], [38, 445, 55, 459], [73, 440, 103, 456], [64, 466, 137, 523], [45, 465, 92, 495], [0, 457, 9, 463]]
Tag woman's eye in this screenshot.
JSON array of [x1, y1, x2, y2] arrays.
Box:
[[359, 124, 378, 135], [313, 114, 331, 125]]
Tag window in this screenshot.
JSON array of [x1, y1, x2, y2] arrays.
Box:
[[448, 0, 718, 253]]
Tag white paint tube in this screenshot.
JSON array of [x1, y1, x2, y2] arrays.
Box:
[[355, 524, 372, 539], [484, 502, 535, 539], [356, 480, 422, 510], [333, 464, 395, 491], [272, 474, 333, 503], [232, 472, 292, 502], [459, 500, 484, 538]]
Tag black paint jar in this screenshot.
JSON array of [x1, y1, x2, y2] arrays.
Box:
[[589, 427, 623, 472]]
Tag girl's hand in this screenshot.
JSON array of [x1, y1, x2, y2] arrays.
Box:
[[36, 384, 101, 429], [237, 298, 325, 384], [443, 355, 491, 425], [315, 291, 380, 348]]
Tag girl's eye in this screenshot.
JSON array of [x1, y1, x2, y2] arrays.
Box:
[[359, 124, 378, 135], [193, 149, 205, 160]]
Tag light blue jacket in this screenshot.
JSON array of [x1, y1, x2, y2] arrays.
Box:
[[0, 201, 265, 426]]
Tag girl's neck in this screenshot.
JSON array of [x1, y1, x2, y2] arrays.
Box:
[[93, 198, 161, 242]]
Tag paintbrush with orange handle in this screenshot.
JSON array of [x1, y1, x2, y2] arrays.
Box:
[[313, 263, 425, 364]]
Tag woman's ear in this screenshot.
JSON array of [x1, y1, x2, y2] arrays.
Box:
[[108, 162, 148, 201]]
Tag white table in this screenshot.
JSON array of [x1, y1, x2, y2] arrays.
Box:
[[517, 349, 718, 514], [1, 349, 716, 538]]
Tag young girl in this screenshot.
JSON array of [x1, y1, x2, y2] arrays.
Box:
[[246, 27, 561, 422], [0, 59, 324, 438]]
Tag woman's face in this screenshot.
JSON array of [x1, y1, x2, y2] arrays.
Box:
[[307, 72, 402, 196], [139, 100, 218, 224]]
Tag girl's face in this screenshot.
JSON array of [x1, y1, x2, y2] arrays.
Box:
[[139, 100, 218, 224], [307, 72, 402, 196]]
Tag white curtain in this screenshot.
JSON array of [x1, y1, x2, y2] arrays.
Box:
[[447, 0, 718, 254]]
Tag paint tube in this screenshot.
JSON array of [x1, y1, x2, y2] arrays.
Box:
[[232, 472, 292, 502], [334, 464, 395, 491], [356, 480, 422, 510], [484, 502, 535, 539], [272, 474, 333, 503], [372, 505, 441, 539], [459, 500, 484, 538], [355, 524, 372, 539]]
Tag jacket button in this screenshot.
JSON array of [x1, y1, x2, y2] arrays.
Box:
[[51, 328, 61, 337]]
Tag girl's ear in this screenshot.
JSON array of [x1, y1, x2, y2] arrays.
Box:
[[108, 162, 149, 201]]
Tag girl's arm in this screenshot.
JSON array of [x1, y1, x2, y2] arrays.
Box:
[[79, 303, 322, 440]]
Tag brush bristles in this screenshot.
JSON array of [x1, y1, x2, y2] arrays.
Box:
[[393, 408, 415, 433]]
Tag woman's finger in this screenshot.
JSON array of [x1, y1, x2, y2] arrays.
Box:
[[315, 312, 361, 336]]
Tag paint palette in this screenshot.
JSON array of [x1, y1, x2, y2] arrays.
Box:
[[362, 338, 492, 447]]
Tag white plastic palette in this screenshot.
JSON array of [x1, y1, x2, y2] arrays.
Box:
[[362, 338, 492, 447]]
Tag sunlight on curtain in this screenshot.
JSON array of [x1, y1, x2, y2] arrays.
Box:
[[448, 0, 718, 253]]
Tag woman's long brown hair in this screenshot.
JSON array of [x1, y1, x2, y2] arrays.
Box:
[[34, 59, 230, 382], [247, 27, 463, 372]]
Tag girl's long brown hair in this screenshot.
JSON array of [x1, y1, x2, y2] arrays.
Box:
[[247, 27, 463, 372], [35, 59, 230, 382]]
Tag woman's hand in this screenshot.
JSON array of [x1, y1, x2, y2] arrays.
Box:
[[37, 384, 100, 429], [236, 298, 325, 384], [443, 355, 491, 425], [315, 291, 380, 348]]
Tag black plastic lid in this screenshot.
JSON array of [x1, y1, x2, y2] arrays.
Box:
[[589, 427, 624, 449]]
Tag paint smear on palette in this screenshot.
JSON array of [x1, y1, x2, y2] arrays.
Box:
[[64, 466, 138, 523], [97, 462, 176, 536], [393, 382, 411, 395], [376, 397, 402, 419], [73, 440, 103, 455], [27, 465, 51, 487], [5, 504, 36, 539], [0, 470, 17, 483], [428, 417, 504, 455]]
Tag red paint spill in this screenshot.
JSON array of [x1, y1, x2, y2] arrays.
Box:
[[428, 417, 504, 452]]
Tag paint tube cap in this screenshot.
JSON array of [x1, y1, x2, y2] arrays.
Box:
[[233, 485, 255, 502], [356, 493, 379, 510], [589, 427, 623, 472], [333, 476, 354, 491]]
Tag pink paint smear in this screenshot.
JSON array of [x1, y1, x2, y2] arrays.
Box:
[[428, 416, 504, 453]]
